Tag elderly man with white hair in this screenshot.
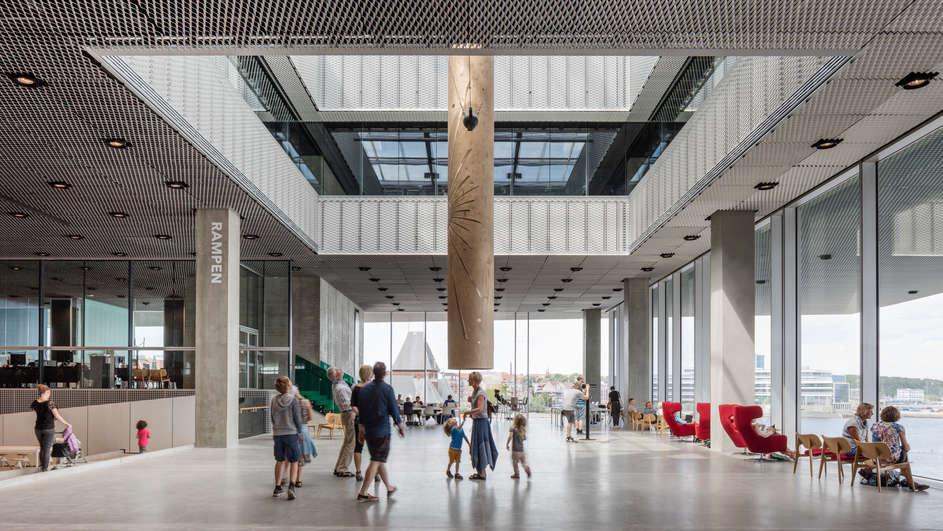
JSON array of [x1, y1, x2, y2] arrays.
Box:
[[329, 367, 356, 478]]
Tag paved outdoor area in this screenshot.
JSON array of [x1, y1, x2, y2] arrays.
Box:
[[0, 415, 938, 530]]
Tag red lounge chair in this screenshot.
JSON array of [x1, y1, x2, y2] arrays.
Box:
[[734, 404, 789, 458], [718, 404, 748, 452], [695, 402, 711, 442], [661, 401, 696, 439]]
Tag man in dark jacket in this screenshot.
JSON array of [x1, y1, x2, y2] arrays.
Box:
[[355, 362, 404, 502]]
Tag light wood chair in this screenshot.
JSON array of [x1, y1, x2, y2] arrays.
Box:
[[793, 434, 824, 477], [316, 412, 344, 439], [627, 411, 644, 430], [820, 436, 853, 483], [640, 413, 657, 431], [655, 415, 669, 434], [851, 441, 917, 492]]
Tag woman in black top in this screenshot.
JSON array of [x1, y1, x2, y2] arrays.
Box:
[[31, 384, 71, 471]]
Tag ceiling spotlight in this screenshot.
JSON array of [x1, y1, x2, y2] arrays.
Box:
[[9, 211, 29, 219], [438, 295, 447, 300], [592, 303, 601, 307], [79, 266, 92, 271], [7, 72, 45, 87], [165, 180, 189, 189], [392, 302, 401, 306], [561, 278, 573, 283], [116, 294, 126, 299], [370, 278, 380, 282], [9, 266, 22, 271], [895, 72, 937, 90], [65, 234, 84, 240], [499, 266, 512, 272], [48, 181, 71, 189], [553, 288, 564, 292], [496, 288, 505, 292], [433, 277, 444, 282], [115, 277, 127, 282], [641, 267, 654, 272], [86, 286, 96, 291], [756, 280, 767, 285], [660, 253, 675, 259], [495, 296, 503, 300], [497, 278, 509, 283], [613, 288, 623, 292], [148, 266, 162, 271], [291, 266, 302, 272], [154, 234, 171, 240], [267, 252, 283, 257], [547, 296, 557, 300], [34, 252, 50, 257], [104, 137, 130, 149], [378, 287, 388, 292], [358, 266, 371, 272], [386, 295, 395, 299], [811, 138, 843, 150], [570, 267, 583, 272], [429, 266, 442, 272], [141, 301, 150, 306], [494, 303, 500, 307], [683, 234, 700, 241], [908, 289, 919, 295], [109, 211, 129, 219], [397, 308, 404, 312], [112, 252, 127, 257], [242, 234, 259, 240], [537, 309, 545, 313], [436, 287, 446, 292], [754, 182, 779, 191], [541, 302, 551, 307], [818, 253, 832, 260], [462, 106, 478, 131], [602, 296, 611, 300]]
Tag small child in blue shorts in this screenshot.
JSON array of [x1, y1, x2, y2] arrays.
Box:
[[444, 417, 470, 479]]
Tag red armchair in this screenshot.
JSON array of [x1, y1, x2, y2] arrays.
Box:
[[733, 404, 788, 457], [695, 402, 711, 442], [718, 404, 748, 452], [661, 401, 696, 439]]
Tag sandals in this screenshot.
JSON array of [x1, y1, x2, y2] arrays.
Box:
[[387, 486, 397, 498], [355, 472, 363, 482], [454, 473, 464, 480], [357, 493, 379, 503], [510, 474, 520, 479], [334, 471, 355, 478], [468, 473, 486, 481], [446, 471, 453, 478]]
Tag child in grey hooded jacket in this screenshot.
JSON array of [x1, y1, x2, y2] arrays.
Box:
[[271, 376, 305, 500]]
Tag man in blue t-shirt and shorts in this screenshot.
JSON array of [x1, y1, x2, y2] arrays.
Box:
[[355, 362, 405, 502]]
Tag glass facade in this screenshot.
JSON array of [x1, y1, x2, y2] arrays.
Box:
[[755, 224, 772, 423], [651, 286, 659, 402], [680, 266, 695, 411]]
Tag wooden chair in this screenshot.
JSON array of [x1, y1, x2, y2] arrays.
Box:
[[820, 436, 853, 483], [148, 369, 162, 388], [793, 434, 824, 477], [316, 412, 344, 439], [655, 415, 669, 435], [851, 441, 916, 492], [627, 411, 643, 430], [132, 368, 146, 388], [640, 413, 657, 431]]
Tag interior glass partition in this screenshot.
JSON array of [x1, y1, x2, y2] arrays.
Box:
[[755, 225, 773, 423], [664, 278, 674, 402], [877, 125, 943, 480], [651, 286, 659, 402], [680, 266, 695, 412]]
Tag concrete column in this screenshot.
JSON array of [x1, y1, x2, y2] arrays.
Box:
[[447, 55, 494, 370], [583, 309, 601, 402], [291, 274, 321, 366], [625, 278, 651, 403], [709, 210, 755, 452], [195, 208, 240, 448]]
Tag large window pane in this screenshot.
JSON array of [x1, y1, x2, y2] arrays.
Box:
[[878, 126, 943, 480], [0, 261, 41, 387], [755, 225, 772, 423], [651, 286, 659, 401], [680, 266, 695, 412], [797, 172, 861, 432], [133, 261, 195, 389], [665, 278, 673, 401]]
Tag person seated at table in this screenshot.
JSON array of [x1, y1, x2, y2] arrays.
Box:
[[439, 395, 457, 424], [403, 397, 414, 426], [413, 396, 424, 424], [870, 405, 929, 491], [640, 401, 656, 416]]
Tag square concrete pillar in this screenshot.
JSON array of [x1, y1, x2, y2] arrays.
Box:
[[624, 278, 651, 403], [709, 210, 755, 452], [291, 274, 321, 367], [195, 209, 240, 448], [583, 309, 601, 402]]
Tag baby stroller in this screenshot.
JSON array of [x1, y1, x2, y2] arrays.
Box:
[[52, 425, 87, 468]]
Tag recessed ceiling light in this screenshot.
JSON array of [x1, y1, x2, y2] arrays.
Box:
[[392, 302, 401, 306], [369, 278, 380, 282], [10, 266, 22, 271], [115, 277, 127, 282], [570, 267, 583, 272], [165, 181, 189, 189], [34, 252, 49, 257], [79, 266, 91, 271], [377, 287, 389, 292], [86, 286, 96, 291], [148, 266, 162, 271], [397, 308, 404, 312], [155, 234, 171, 240], [908, 289, 919, 295], [9, 211, 29, 219], [116, 294, 126, 299], [141, 301, 150, 306], [145, 286, 154, 291], [358, 266, 371, 272], [429, 266, 442, 272], [660, 253, 675, 259], [895, 72, 937, 90], [7, 72, 45, 87], [104, 137, 130, 149], [818, 253, 832, 260], [65, 234, 83, 240], [48, 181, 71, 189], [494, 303, 500, 307], [754, 182, 779, 191], [541, 302, 551, 306], [499, 266, 512, 272], [87, 293, 95, 298], [602, 296, 611, 300], [756, 280, 767, 285], [438, 295, 447, 300], [811, 138, 842, 150], [547, 296, 557, 300], [495, 296, 503, 300], [242, 234, 259, 240], [683, 234, 700, 241], [109, 211, 129, 219], [495, 288, 505, 292], [537, 309, 545, 312], [641, 267, 654, 272], [291, 266, 302, 272], [553, 288, 564, 292], [385, 295, 395, 299], [111, 251, 128, 258], [561, 278, 573, 283], [436, 287, 446, 292], [497, 278, 508, 283], [613, 288, 623, 292], [433, 277, 444, 282], [592, 303, 601, 306], [268, 252, 283, 257]]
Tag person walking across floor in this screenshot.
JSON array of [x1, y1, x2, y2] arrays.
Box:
[[463, 371, 498, 480], [30, 384, 70, 472], [351, 364, 374, 482], [270, 376, 305, 500], [506, 413, 531, 479], [292, 386, 317, 488], [329, 367, 356, 478], [607, 386, 622, 428], [356, 362, 405, 502]]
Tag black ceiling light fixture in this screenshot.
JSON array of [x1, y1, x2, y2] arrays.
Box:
[[397, 308, 404, 312], [495, 287, 505, 292], [65, 234, 84, 240], [436, 287, 446, 292], [683, 234, 700, 241], [267, 252, 283, 257], [358, 266, 371, 272], [537, 309, 545, 312], [613, 287, 623, 292], [592, 303, 601, 307], [6, 72, 46, 88], [547, 296, 557, 300], [242, 234, 259, 240], [553, 287, 564, 292], [9, 266, 22, 271], [392, 302, 401, 306], [641, 266, 654, 272], [561, 278, 573, 283], [369, 277, 380, 282], [104, 137, 130, 149], [154, 234, 171, 240], [433, 277, 444, 282], [602, 296, 611, 300], [908, 289, 919, 295], [497, 278, 509, 283], [385, 295, 395, 299], [754, 182, 779, 191], [756, 279, 767, 285], [108, 211, 129, 219], [660, 252, 675, 259], [438, 295, 447, 300], [165, 180, 189, 189], [895, 72, 937, 90], [9, 211, 29, 219], [811, 138, 843, 150], [818, 253, 832, 260], [48, 180, 71, 189], [570, 266, 583, 272], [429, 266, 442, 272], [378, 287, 388, 292], [541, 302, 551, 307], [495, 295, 503, 300], [499, 266, 512, 272], [112, 252, 127, 257], [116, 294, 126, 299]]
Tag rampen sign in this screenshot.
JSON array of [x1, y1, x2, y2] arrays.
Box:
[[210, 221, 224, 284]]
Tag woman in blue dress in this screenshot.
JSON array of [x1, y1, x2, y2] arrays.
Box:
[[463, 371, 498, 480]]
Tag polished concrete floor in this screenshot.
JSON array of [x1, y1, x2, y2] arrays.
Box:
[[1, 416, 938, 530]]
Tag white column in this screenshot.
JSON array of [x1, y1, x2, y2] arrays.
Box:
[[709, 210, 755, 451], [195, 209, 240, 448]]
